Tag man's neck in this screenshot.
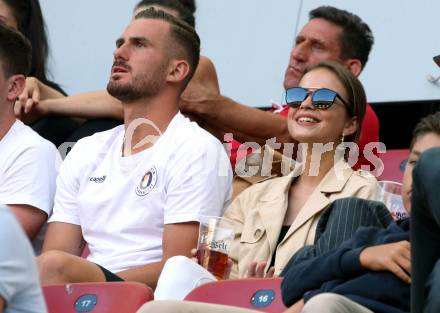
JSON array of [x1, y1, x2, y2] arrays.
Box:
[[0, 106, 16, 142], [122, 94, 179, 156]]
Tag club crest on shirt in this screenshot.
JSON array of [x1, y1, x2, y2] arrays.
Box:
[[135, 167, 157, 197]]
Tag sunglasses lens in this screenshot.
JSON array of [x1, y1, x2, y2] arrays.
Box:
[[312, 88, 337, 109], [286, 87, 307, 107]]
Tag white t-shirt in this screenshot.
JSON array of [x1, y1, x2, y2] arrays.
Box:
[[0, 205, 47, 313], [50, 113, 232, 273], [0, 120, 58, 215]]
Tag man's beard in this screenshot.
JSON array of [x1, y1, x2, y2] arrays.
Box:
[[107, 64, 167, 102]]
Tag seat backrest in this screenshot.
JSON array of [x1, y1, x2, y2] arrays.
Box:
[[378, 149, 409, 183], [184, 278, 286, 313], [43, 282, 153, 313]]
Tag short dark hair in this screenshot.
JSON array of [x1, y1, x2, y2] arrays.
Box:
[[0, 23, 32, 77], [2, 0, 49, 81], [178, 0, 196, 14], [304, 61, 367, 143], [310, 6, 374, 69], [135, 0, 195, 27], [135, 7, 200, 89], [410, 111, 440, 150]]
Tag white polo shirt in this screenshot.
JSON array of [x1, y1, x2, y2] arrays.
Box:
[[50, 113, 232, 273], [0, 120, 58, 215]]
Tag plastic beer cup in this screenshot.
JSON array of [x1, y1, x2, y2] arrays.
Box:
[[376, 181, 408, 221], [196, 216, 235, 280]]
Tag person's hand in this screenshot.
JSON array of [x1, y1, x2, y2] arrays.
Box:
[[359, 240, 411, 283], [15, 77, 42, 114], [14, 77, 48, 123], [246, 261, 275, 278]]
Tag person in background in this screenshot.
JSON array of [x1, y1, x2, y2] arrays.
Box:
[[0, 22, 58, 253], [179, 5, 380, 171], [37, 8, 232, 289], [0, 205, 47, 313], [0, 0, 64, 95], [14, 0, 221, 142], [0, 0, 79, 146], [410, 111, 440, 313]]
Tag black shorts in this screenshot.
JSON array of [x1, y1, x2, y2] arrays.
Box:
[[97, 264, 124, 282]]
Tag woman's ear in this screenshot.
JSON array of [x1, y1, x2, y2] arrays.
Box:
[[6, 74, 26, 102], [343, 116, 358, 138], [167, 60, 190, 84]]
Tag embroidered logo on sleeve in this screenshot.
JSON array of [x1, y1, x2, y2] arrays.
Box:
[[135, 167, 158, 196]]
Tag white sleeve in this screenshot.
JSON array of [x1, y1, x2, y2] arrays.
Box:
[[48, 145, 82, 225], [0, 141, 58, 216], [163, 138, 232, 224]]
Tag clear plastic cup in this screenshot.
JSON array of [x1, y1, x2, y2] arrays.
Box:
[[376, 181, 408, 221], [196, 216, 235, 280]]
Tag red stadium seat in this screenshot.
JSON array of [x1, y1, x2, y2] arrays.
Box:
[[43, 282, 153, 313], [184, 278, 287, 313], [378, 149, 409, 183]]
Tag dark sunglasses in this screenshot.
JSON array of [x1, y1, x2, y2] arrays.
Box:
[[285, 87, 350, 112]]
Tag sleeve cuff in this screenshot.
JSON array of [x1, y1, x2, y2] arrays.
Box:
[[164, 213, 202, 224], [0, 196, 51, 215], [48, 214, 80, 225], [340, 247, 364, 275]]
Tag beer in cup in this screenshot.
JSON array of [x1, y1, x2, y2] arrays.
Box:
[[196, 216, 235, 280]]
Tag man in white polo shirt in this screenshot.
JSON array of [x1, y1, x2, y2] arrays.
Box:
[[0, 24, 58, 254], [38, 8, 232, 289]]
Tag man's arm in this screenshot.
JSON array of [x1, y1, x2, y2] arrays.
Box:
[[115, 222, 199, 289], [15, 56, 219, 123], [0, 297, 4, 313], [42, 222, 85, 256], [42, 91, 123, 119], [281, 236, 410, 307], [7, 204, 47, 240], [281, 240, 361, 306], [284, 198, 392, 268], [183, 56, 220, 96], [15, 77, 65, 123], [19, 90, 123, 121], [180, 93, 291, 145]]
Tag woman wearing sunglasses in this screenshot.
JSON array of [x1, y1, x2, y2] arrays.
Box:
[[137, 61, 384, 311], [222, 60, 379, 279]]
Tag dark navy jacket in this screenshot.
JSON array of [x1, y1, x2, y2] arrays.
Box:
[[281, 219, 410, 313]]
